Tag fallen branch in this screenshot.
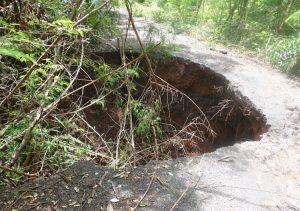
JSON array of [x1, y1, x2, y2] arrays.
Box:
[[8, 107, 43, 167], [0, 165, 36, 177], [169, 176, 198, 211], [132, 173, 155, 211]]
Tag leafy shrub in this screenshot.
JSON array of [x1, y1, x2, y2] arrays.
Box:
[[265, 36, 300, 74]]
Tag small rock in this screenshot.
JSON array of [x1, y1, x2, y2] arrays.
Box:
[[74, 187, 80, 193], [110, 198, 119, 203]]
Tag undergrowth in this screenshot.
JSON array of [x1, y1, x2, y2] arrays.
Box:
[[133, 0, 300, 76], [0, 0, 192, 186]]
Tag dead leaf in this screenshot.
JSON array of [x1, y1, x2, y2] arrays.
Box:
[[52, 200, 58, 205], [91, 189, 96, 198], [113, 171, 130, 178], [139, 202, 148, 207], [107, 202, 114, 211], [218, 155, 232, 162], [74, 187, 80, 193], [69, 202, 77, 206]]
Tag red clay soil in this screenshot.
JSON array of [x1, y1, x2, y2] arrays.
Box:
[[70, 52, 268, 161]]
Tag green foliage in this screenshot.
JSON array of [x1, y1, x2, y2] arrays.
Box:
[[0, 0, 121, 184], [134, 0, 300, 75], [286, 10, 300, 29], [0, 48, 36, 63], [0, 119, 94, 184], [265, 36, 300, 75], [131, 99, 161, 138]]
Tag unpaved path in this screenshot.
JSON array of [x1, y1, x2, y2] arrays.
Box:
[[1, 9, 300, 211], [119, 9, 300, 210]]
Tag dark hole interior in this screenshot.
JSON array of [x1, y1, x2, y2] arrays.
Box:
[[71, 52, 268, 162]]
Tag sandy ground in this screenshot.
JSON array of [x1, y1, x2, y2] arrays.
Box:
[[1, 9, 300, 211]]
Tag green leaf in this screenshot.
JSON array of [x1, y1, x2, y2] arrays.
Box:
[[286, 10, 300, 27], [53, 19, 73, 27], [0, 48, 36, 63], [127, 68, 139, 78]]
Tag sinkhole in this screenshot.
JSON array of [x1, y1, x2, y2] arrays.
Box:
[[70, 52, 268, 164]]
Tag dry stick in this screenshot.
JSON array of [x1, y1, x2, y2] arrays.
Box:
[[115, 101, 128, 168], [76, 113, 113, 158], [152, 79, 215, 136], [151, 125, 159, 160], [119, 21, 136, 166], [42, 43, 160, 119], [8, 107, 43, 167], [124, 0, 160, 160], [99, 171, 108, 187], [0, 0, 110, 107], [71, 0, 85, 21], [0, 165, 36, 177], [124, 0, 154, 74], [169, 178, 196, 211], [132, 173, 155, 211]]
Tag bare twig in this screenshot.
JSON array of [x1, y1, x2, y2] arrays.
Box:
[[76, 113, 113, 158], [169, 177, 197, 211], [124, 0, 154, 75], [152, 78, 215, 136], [42, 43, 161, 119], [9, 107, 43, 167], [132, 173, 155, 211], [99, 171, 108, 187], [0, 165, 36, 177]]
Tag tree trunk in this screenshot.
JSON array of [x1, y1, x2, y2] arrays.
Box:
[[226, 0, 238, 23], [278, 0, 295, 33]]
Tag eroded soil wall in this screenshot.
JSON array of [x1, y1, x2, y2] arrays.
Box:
[[77, 52, 268, 158]]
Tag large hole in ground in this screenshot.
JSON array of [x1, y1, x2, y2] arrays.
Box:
[[70, 52, 268, 164]]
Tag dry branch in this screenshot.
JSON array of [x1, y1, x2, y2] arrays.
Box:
[[9, 107, 42, 167], [132, 173, 155, 211], [0, 165, 36, 177], [169, 176, 198, 211]]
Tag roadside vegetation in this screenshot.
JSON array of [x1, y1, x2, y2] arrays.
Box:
[[0, 0, 208, 185], [133, 0, 300, 75], [0, 0, 298, 187], [0, 0, 120, 185]]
